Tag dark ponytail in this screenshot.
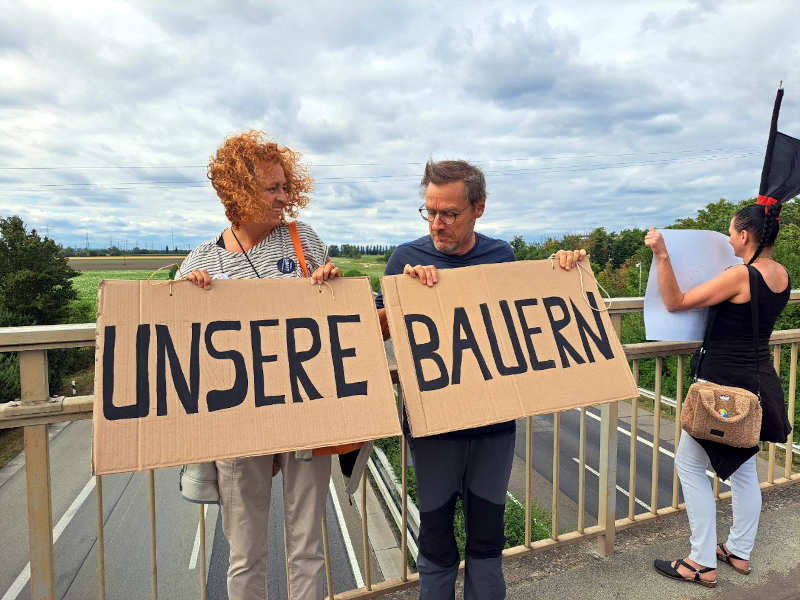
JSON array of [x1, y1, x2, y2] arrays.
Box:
[[733, 202, 782, 264]]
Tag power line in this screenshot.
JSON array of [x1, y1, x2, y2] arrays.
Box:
[[0, 150, 760, 192], [0, 145, 761, 171]]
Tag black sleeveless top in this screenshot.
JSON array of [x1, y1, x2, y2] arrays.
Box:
[[694, 267, 792, 480]]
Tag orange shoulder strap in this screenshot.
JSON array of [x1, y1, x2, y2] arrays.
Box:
[[288, 221, 309, 277]]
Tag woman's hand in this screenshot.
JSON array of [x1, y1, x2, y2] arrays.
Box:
[[185, 269, 212, 289], [555, 249, 587, 271], [644, 227, 668, 259], [311, 261, 341, 284], [403, 264, 438, 287]]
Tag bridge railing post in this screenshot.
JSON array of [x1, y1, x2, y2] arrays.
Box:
[[596, 312, 623, 557], [20, 349, 56, 599], [596, 401, 619, 556]]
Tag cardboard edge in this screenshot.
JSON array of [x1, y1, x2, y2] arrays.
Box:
[[91, 282, 106, 476], [410, 389, 641, 439], [93, 425, 403, 476], [380, 274, 425, 437]]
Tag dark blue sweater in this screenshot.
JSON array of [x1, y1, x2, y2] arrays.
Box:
[[377, 232, 517, 439]]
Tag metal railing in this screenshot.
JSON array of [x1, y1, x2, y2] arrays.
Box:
[[1, 292, 798, 599]]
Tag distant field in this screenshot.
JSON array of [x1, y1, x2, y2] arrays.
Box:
[[68, 255, 187, 271], [71, 256, 387, 318], [330, 257, 386, 279], [68, 255, 386, 275]]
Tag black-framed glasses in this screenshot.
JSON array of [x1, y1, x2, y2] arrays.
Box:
[[418, 205, 467, 226]]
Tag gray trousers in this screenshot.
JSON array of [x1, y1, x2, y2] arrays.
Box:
[[216, 453, 331, 600], [410, 431, 515, 600]]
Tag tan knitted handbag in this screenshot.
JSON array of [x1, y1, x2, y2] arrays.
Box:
[[680, 381, 762, 447], [680, 265, 763, 448]]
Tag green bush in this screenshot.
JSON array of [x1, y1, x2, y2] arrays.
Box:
[[0, 354, 20, 403], [0, 216, 82, 403], [0, 216, 77, 327], [342, 269, 367, 278], [370, 275, 381, 294]]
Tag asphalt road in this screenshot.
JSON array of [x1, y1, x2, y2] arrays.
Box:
[[0, 421, 357, 600], [512, 404, 731, 528], [0, 402, 737, 599]]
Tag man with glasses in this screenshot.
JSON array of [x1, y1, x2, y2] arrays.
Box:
[[376, 159, 517, 599]]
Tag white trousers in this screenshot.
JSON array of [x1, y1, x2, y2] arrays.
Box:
[[216, 453, 331, 600], [675, 430, 761, 567]]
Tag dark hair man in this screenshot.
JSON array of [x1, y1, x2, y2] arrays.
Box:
[[376, 159, 584, 599]]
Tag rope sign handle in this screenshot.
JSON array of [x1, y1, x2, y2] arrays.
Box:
[[147, 262, 181, 295], [547, 253, 612, 313]]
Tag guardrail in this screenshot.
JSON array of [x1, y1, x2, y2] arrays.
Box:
[[1, 292, 798, 599]]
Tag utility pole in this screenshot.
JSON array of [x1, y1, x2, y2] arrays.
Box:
[[637, 262, 643, 296]]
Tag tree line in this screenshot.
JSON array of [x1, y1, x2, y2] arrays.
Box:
[[64, 245, 189, 256], [327, 244, 395, 259], [1, 196, 798, 405], [510, 197, 800, 310]]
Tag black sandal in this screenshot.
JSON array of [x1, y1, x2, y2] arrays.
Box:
[[717, 543, 751, 575], [654, 558, 717, 588]]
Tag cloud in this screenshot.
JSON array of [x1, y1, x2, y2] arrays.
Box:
[[0, 1, 797, 250]]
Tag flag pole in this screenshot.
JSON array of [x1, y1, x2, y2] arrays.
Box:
[[759, 82, 785, 195]]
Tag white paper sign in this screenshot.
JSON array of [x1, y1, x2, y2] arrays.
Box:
[[644, 229, 740, 341]]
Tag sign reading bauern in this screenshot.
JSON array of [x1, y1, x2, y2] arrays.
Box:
[[381, 261, 637, 437], [93, 278, 400, 474]]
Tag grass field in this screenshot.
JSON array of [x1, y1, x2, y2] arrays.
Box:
[[72, 269, 171, 319], [329, 256, 386, 279]]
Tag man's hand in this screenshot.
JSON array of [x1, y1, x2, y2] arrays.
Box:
[[185, 269, 212, 289], [311, 261, 341, 284], [403, 264, 439, 287], [555, 249, 587, 271]]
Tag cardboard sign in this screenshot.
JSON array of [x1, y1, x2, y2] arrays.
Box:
[[93, 278, 400, 474], [381, 261, 638, 437]]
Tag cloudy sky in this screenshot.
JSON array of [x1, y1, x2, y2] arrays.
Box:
[[2, 1, 798, 250]]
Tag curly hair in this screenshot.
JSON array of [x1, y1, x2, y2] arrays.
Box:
[[207, 130, 313, 227], [733, 202, 783, 264]]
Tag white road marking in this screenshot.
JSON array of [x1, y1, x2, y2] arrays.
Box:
[[329, 479, 364, 589], [188, 504, 210, 570], [2, 476, 96, 600], [571, 457, 651, 511], [506, 490, 523, 506], [579, 408, 730, 487]]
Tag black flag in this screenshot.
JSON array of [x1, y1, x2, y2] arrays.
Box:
[[758, 86, 800, 211]]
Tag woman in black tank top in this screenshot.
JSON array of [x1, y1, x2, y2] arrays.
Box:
[[646, 201, 791, 587]]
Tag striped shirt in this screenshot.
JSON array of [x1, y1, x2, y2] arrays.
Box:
[[178, 221, 327, 280]]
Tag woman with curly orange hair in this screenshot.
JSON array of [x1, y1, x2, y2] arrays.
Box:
[[179, 130, 340, 600]]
